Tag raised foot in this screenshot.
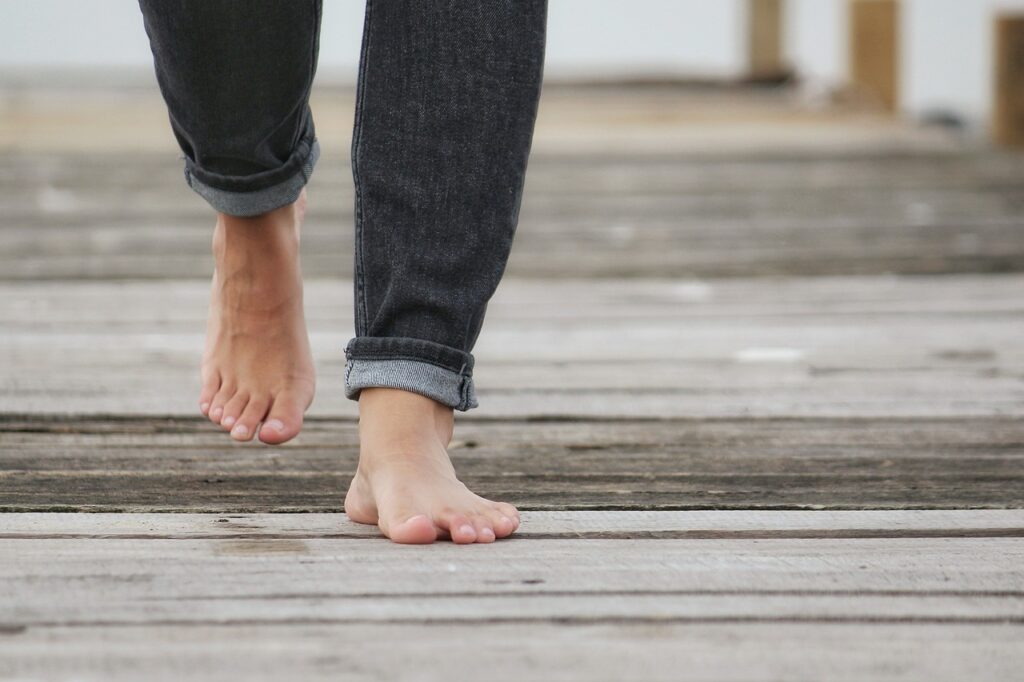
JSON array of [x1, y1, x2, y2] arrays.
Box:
[[199, 190, 316, 445], [344, 387, 521, 544]]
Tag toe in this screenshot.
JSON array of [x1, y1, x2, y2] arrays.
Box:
[[219, 391, 249, 431], [208, 382, 235, 425], [441, 514, 478, 545], [495, 502, 521, 527], [472, 516, 496, 544], [231, 397, 270, 442], [387, 514, 438, 544], [199, 372, 220, 416], [258, 390, 308, 444], [487, 511, 517, 538]]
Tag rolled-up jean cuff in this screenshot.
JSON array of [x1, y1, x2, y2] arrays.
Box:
[[183, 138, 320, 217], [343, 337, 479, 411]]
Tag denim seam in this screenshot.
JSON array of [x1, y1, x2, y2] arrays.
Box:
[[351, 0, 374, 338], [345, 352, 471, 377], [458, 362, 471, 410], [285, 0, 320, 185], [300, 0, 322, 162]]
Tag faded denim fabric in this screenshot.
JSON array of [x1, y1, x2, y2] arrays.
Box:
[[138, 1, 548, 411]]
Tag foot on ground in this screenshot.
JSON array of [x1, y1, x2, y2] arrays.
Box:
[[344, 387, 521, 544], [199, 190, 316, 445]]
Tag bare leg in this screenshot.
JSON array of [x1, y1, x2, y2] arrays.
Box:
[[138, 1, 322, 443], [200, 190, 315, 444]]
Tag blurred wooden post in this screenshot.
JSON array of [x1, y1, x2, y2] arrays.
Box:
[[849, 0, 900, 112], [993, 15, 1024, 148], [748, 0, 786, 81]]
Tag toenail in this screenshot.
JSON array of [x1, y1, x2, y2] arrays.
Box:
[[459, 524, 474, 537], [232, 424, 248, 438], [200, 402, 210, 413], [265, 419, 285, 432], [481, 528, 495, 539], [222, 416, 235, 427], [211, 407, 223, 420]]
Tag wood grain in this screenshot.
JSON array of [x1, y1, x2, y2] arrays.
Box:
[[2, 417, 1021, 511], [3, 81, 1023, 681], [2, 512, 1021, 681], [3, 275, 1023, 417], [3, 149, 1023, 279], [3, 535, 1023, 617], [1, 623, 1020, 682]]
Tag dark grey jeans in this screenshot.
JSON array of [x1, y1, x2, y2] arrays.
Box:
[[138, 0, 547, 411]]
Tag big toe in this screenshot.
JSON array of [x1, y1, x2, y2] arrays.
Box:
[[387, 514, 439, 544], [258, 392, 307, 444]]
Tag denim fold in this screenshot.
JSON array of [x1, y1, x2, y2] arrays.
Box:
[[344, 336, 478, 411], [185, 137, 320, 217]]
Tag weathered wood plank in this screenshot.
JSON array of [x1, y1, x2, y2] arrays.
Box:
[[6, 591, 1024, 626], [6, 363, 1019, 418], [2, 417, 1021, 511], [2, 536, 1022, 619], [1, 623, 1019, 682], [7, 273, 1024, 319], [6, 274, 1024, 325], [3, 510, 1022, 540], [3, 533, 1022, 596], [2, 276, 1022, 417], [1, 149, 1023, 279]]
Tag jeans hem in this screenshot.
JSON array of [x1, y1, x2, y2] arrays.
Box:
[[344, 336, 478, 411], [184, 138, 320, 217], [344, 358, 479, 412]]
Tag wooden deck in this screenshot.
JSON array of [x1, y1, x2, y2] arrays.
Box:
[[1, 83, 1023, 680]]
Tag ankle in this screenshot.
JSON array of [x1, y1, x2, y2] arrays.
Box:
[[359, 388, 453, 423], [213, 216, 299, 261], [358, 387, 451, 413], [212, 200, 303, 260], [357, 387, 456, 445]]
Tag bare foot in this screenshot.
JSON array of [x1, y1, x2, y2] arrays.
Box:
[[199, 190, 316, 444], [344, 387, 521, 544]]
